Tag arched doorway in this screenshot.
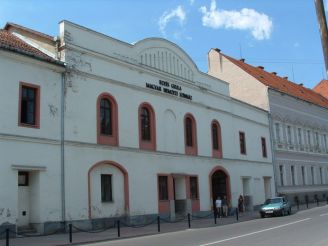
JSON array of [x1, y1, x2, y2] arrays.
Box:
[[209, 166, 231, 209], [212, 171, 227, 200]]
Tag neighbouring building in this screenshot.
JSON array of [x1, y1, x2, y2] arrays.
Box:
[[0, 21, 275, 234], [208, 49, 328, 204]]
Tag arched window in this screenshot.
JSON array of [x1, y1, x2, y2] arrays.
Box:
[[211, 120, 222, 158], [97, 93, 118, 146], [184, 114, 197, 155], [139, 103, 156, 150]]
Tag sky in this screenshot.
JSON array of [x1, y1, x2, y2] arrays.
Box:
[[0, 0, 327, 89]]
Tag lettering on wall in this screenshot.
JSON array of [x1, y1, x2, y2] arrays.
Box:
[[146, 80, 192, 100]]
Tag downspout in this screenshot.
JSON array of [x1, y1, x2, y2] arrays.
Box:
[[267, 92, 278, 197], [60, 72, 66, 224]]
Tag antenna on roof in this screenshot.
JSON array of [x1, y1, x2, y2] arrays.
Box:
[[239, 43, 243, 59]]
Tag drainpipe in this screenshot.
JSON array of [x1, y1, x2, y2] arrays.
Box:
[[268, 110, 278, 197], [60, 72, 66, 224]]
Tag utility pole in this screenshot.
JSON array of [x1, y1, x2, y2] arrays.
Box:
[[315, 0, 328, 77]]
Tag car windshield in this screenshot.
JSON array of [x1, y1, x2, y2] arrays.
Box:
[[265, 198, 282, 204]]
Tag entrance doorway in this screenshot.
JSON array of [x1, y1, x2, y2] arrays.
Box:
[[173, 176, 187, 217], [211, 169, 230, 211], [17, 171, 30, 227]]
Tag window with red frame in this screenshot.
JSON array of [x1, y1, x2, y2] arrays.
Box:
[[141, 107, 151, 141], [19, 83, 40, 127], [100, 98, 112, 135], [158, 176, 168, 200], [190, 177, 199, 199], [185, 117, 193, 147]]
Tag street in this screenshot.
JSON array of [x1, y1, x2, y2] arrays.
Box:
[[86, 206, 328, 246]]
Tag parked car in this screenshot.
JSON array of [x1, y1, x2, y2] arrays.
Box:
[[259, 197, 291, 218]]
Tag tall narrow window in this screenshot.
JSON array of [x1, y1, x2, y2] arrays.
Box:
[[211, 120, 222, 158], [301, 166, 306, 185], [184, 114, 197, 155], [315, 132, 319, 148], [307, 130, 311, 145], [311, 166, 315, 185], [287, 125, 292, 144], [279, 165, 284, 186], [141, 107, 151, 141], [19, 82, 40, 128], [324, 134, 327, 152], [139, 103, 156, 150], [158, 176, 168, 200], [275, 123, 281, 142], [97, 93, 118, 146], [291, 166, 295, 186], [320, 167, 323, 184], [190, 177, 199, 199], [101, 174, 112, 202], [261, 137, 267, 158], [298, 128, 302, 145], [239, 132, 246, 155], [100, 99, 112, 135]]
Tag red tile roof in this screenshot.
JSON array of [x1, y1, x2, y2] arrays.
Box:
[[313, 79, 328, 99], [0, 29, 62, 65], [221, 52, 328, 109]]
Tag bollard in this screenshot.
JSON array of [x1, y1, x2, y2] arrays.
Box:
[[236, 208, 239, 221], [317, 199, 319, 207], [188, 213, 191, 228], [327, 197, 328, 205], [214, 211, 217, 224], [69, 224, 72, 243], [157, 216, 160, 232], [306, 199, 309, 208], [6, 229, 9, 246], [117, 220, 120, 238], [297, 200, 299, 210]]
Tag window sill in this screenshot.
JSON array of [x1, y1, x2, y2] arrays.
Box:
[[18, 123, 40, 129]]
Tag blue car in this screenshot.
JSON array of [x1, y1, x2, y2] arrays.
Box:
[[259, 197, 292, 218]]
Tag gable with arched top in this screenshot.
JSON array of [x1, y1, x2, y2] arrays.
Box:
[[134, 38, 198, 81]]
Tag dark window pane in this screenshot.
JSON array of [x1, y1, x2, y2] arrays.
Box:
[[101, 174, 112, 202], [212, 123, 219, 150], [158, 176, 168, 200], [185, 117, 193, 147], [21, 86, 36, 125], [239, 132, 246, 154], [190, 177, 198, 199], [100, 99, 112, 135], [141, 107, 151, 141], [18, 171, 29, 186], [261, 137, 267, 157]]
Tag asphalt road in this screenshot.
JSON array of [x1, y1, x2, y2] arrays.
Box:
[[86, 206, 328, 246]]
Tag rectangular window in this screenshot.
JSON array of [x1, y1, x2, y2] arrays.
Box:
[[301, 166, 306, 185], [287, 125, 292, 144], [261, 137, 267, 158], [18, 171, 29, 186], [279, 165, 284, 186], [315, 132, 319, 147], [311, 167, 314, 185], [275, 123, 281, 142], [298, 128, 302, 145], [307, 130, 311, 145], [239, 132, 246, 155], [190, 177, 199, 199], [101, 174, 112, 202], [19, 83, 40, 127], [324, 134, 327, 152], [320, 167, 323, 184], [291, 166, 295, 186], [158, 176, 168, 200]]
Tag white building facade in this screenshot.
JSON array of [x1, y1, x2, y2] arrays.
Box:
[[209, 49, 328, 204], [1, 22, 274, 233]]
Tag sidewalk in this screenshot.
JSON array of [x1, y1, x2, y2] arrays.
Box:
[[1, 202, 326, 246]]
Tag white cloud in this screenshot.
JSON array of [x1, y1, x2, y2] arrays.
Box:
[[199, 0, 273, 40], [158, 5, 186, 37]]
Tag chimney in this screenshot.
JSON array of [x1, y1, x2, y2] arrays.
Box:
[[271, 72, 277, 75], [214, 48, 221, 53], [299, 83, 303, 86], [240, 58, 245, 62], [257, 66, 264, 70], [283, 76, 288, 80]]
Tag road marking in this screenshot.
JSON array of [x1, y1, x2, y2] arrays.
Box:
[[320, 213, 328, 216], [199, 218, 311, 246]]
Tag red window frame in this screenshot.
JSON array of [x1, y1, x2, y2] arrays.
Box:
[[184, 113, 197, 155], [97, 93, 119, 146], [211, 120, 222, 158], [138, 102, 156, 151]]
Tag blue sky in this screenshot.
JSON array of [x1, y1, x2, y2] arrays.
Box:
[[0, 0, 327, 88]]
